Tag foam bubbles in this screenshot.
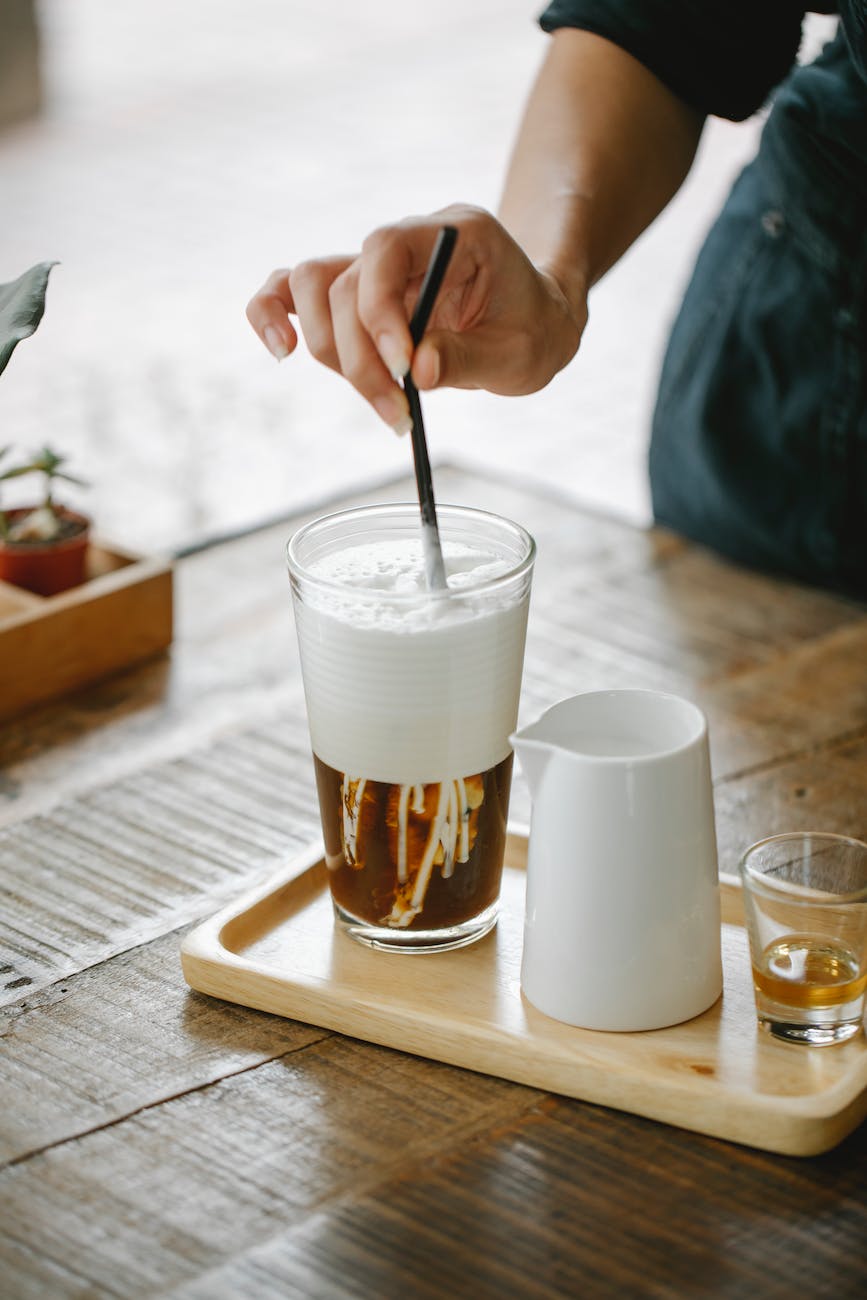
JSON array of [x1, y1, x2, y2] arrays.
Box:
[[305, 540, 514, 633], [309, 539, 510, 594]]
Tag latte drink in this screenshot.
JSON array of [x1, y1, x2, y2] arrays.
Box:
[[287, 504, 535, 951]]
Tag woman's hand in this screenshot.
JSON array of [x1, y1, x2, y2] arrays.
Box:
[[245, 205, 587, 435]]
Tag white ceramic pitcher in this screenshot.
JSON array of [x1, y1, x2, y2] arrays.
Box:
[[511, 689, 723, 1031]]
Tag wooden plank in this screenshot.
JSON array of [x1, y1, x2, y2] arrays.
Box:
[[522, 505, 862, 683], [699, 622, 867, 781], [608, 545, 865, 671], [714, 733, 867, 875], [0, 926, 331, 1166], [164, 1098, 867, 1300], [3, 1067, 863, 1300], [0, 1038, 542, 1298], [523, 597, 867, 786], [0, 728, 321, 1004]]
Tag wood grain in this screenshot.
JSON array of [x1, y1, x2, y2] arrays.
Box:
[[714, 733, 867, 874], [2, 466, 867, 1298], [0, 725, 320, 1003], [167, 1100, 867, 1300], [0, 544, 173, 721], [0, 925, 330, 1165], [181, 837, 867, 1157], [0, 1038, 542, 1297]]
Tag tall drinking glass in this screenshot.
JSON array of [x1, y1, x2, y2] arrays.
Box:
[[287, 503, 535, 952]]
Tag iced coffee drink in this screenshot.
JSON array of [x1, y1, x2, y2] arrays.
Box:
[[287, 504, 535, 951]]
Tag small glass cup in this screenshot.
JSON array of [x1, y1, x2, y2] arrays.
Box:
[[739, 833, 867, 1045]]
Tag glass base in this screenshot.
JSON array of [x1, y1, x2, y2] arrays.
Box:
[[333, 899, 499, 953], [754, 988, 865, 1046], [760, 1015, 863, 1046]]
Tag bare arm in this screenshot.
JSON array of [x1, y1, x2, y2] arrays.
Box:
[[499, 28, 704, 311]]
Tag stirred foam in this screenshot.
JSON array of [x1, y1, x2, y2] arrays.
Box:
[[309, 538, 508, 589], [293, 538, 531, 783], [305, 539, 513, 628]]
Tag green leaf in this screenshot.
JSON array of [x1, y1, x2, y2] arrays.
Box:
[[0, 262, 59, 378], [52, 470, 89, 488], [31, 446, 63, 474], [0, 463, 39, 482]]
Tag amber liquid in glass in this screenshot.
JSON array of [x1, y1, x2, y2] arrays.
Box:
[[313, 752, 513, 931], [752, 934, 867, 1009]]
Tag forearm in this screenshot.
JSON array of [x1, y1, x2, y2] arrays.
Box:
[[499, 28, 704, 310]]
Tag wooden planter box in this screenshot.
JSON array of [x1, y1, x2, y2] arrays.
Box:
[[0, 541, 173, 721]]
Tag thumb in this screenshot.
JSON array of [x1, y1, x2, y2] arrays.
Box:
[[412, 332, 486, 392], [414, 328, 533, 394], [411, 338, 444, 390]]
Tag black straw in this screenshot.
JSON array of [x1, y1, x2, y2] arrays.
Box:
[[404, 225, 457, 591]]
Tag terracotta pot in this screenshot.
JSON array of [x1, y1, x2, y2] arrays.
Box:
[[0, 507, 91, 596]]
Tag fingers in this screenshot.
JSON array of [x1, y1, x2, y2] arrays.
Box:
[[246, 256, 356, 368], [250, 255, 411, 434], [327, 263, 411, 434], [245, 269, 298, 361], [245, 206, 529, 429], [360, 205, 532, 392], [356, 220, 443, 380], [356, 206, 488, 377], [291, 258, 412, 432], [288, 258, 348, 372]]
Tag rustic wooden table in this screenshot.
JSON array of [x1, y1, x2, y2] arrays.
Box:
[[2, 466, 866, 1298]]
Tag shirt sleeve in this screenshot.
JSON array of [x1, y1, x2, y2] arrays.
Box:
[[840, 1, 867, 84], [538, 1, 808, 121]]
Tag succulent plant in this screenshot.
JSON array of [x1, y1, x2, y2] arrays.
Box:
[[0, 263, 87, 543], [0, 445, 88, 541]]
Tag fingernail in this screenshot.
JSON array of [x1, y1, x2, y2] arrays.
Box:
[[374, 393, 412, 436], [425, 348, 440, 388], [264, 325, 289, 361], [377, 333, 411, 381]]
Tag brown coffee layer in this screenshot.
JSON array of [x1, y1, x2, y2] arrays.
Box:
[[313, 753, 513, 930]]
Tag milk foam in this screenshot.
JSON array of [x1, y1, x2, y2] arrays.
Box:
[[293, 539, 531, 783], [306, 540, 513, 628]]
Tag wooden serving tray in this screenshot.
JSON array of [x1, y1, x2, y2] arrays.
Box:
[[0, 541, 173, 720], [181, 831, 867, 1157]]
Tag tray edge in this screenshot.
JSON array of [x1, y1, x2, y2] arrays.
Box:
[[179, 839, 867, 1158]]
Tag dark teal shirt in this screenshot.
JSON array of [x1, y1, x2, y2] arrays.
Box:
[[539, 4, 867, 187]]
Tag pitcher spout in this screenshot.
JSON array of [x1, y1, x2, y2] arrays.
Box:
[[510, 726, 553, 800]]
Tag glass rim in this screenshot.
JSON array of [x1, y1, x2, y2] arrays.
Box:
[[739, 831, 867, 904], [285, 502, 536, 602]]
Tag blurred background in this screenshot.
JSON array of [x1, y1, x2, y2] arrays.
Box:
[[0, 2, 835, 554]]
